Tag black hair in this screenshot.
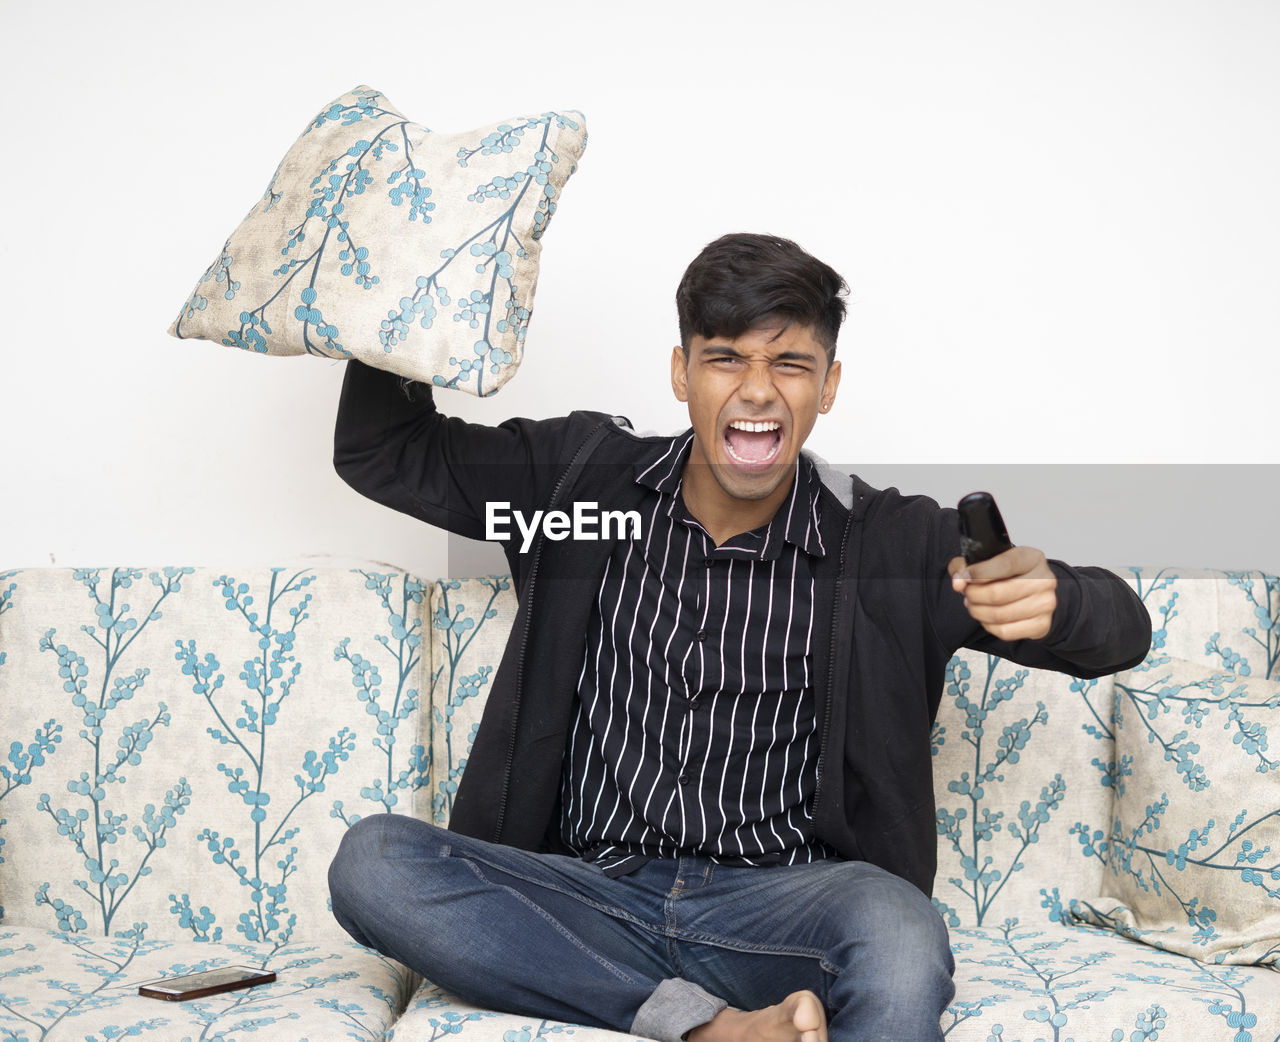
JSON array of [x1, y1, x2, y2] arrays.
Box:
[[675, 232, 848, 361]]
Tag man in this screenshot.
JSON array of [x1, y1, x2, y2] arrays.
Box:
[[327, 233, 1152, 1042]]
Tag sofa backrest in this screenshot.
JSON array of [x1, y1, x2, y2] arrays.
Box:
[[0, 567, 434, 948], [3, 565, 1275, 946], [929, 567, 1278, 928]]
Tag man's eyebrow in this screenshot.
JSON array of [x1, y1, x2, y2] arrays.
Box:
[[699, 344, 818, 362]]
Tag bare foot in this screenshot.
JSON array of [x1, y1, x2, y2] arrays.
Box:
[[688, 990, 827, 1042]]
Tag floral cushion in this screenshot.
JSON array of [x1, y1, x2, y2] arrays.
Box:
[[932, 567, 1280, 934], [931, 651, 1117, 930], [1068, 657, 1280, 965], [169, 86, 587, 396]]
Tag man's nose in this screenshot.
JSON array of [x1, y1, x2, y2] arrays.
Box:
[[739, 364, 777, 401]]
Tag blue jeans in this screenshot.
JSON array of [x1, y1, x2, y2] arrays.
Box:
[[328, 815, 954, 1042]]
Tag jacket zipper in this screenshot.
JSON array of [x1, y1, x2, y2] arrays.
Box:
[[490, 419, 612, 842]]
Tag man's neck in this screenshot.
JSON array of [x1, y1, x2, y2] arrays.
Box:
[[679, 463, 796, 547]]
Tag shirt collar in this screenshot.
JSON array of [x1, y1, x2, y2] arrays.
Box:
[[634, 431, 826, 560]]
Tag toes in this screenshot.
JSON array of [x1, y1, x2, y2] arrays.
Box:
[[788, 991, 827, 1040]]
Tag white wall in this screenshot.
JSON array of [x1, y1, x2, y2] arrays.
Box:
[[3, 0, 1277, 578]]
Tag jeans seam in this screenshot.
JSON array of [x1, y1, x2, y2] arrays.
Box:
[[458, 856, 649, 986], [667, 929, 828, 960], [666, 871, 681, 969], [450, 847, 661, 931]]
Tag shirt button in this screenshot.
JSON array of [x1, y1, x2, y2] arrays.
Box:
[[688, 697, 701, 711], [695, 629, 708, 642], [703, 558, 714, 568], [679, 773, 692, 786]]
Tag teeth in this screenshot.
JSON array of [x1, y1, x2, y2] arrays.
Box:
[[728, 420, 781, 433]]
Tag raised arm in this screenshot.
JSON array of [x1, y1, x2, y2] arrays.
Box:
[[333, 359, 606, 541]]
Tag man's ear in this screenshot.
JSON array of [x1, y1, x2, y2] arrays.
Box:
[[820, 358, 842, 413], [670, 345, 689, 402]]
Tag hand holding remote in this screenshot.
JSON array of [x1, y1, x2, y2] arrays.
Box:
[[948, 493, 1058, 642]]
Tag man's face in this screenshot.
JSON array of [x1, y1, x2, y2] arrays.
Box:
[[671, 322, 842, 513]]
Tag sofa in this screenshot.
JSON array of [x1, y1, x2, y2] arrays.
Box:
[[1, 562, 1277, 1040]]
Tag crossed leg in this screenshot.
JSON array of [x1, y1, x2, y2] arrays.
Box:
[[328, 815, 953, 1042]]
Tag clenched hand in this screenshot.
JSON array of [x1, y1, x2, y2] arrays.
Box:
[[948, 546, 1058, 642]]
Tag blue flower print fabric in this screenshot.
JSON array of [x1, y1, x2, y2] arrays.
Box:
[[170, 86, 588, 396]]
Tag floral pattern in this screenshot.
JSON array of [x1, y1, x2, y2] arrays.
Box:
[[0, 925, 412, 1041], [35, 569, 193, 938], [0, 568, 438, 1038], [426, 576, 512, 825], [169, 86, 589, 396], [947, 919, 1280, 1041], [2, 565, 1279, 1039], [390, 982, 638, 1042], [1067, 657, 1280, 965]]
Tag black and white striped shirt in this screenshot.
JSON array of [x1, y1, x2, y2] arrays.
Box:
[[559, 432, 838, 876]]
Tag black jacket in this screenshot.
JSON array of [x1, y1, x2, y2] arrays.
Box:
[[334, 360, 1152, 894]]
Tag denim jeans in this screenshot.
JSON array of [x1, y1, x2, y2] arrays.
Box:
[[328, 815, 955, 1042]]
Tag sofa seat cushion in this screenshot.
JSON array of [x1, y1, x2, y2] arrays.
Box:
[[0, 925, 414, 1040], [948, 921, 1280, 1040], [390, 982, 645, 1042]]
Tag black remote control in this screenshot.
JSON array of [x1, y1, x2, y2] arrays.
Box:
[[957, 492, 1014, 564]]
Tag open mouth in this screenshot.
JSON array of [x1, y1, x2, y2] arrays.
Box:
[[723, 419, 784, 469]]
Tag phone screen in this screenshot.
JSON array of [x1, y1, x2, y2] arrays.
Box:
[[140, 965, 272, 997]]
